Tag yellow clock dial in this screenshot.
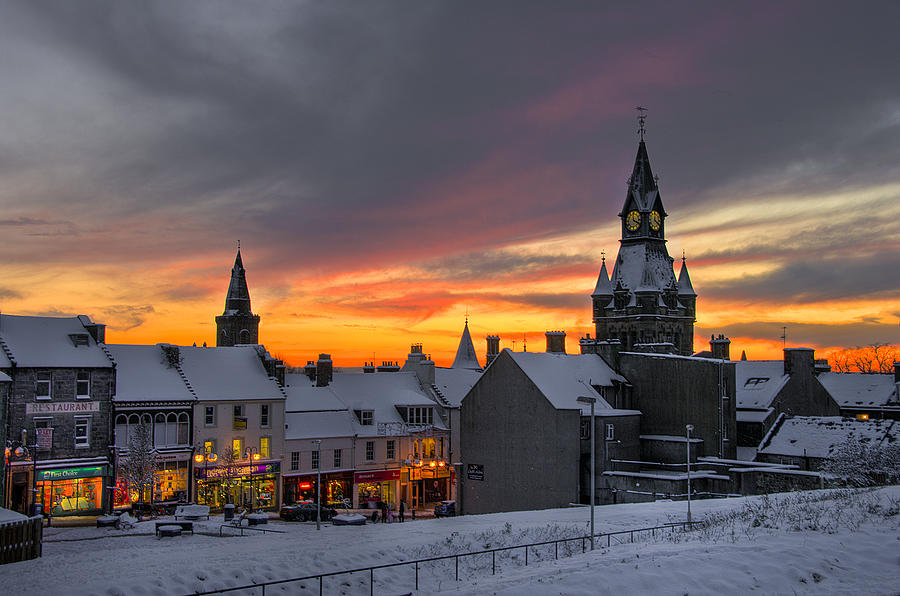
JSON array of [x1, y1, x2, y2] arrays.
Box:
[[625, 210, 641, 231], [649, 210, 661, 230]]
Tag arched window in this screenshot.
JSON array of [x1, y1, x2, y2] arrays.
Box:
[[177, 413, 189, 445], [239, 329, 250, 344], [154, 413, 166, 447], [167, 413, 178, 446], [127, 414, 140, 445], [115, 414, 128, 448]]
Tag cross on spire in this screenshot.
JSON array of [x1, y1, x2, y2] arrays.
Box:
[[636, 106, 648, 140]]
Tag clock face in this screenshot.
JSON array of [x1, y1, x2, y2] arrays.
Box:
[[649, 210, 661, 231], [625, 210, 641, 231]]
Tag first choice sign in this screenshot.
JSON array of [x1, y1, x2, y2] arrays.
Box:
[[26, 401, 100, 414]]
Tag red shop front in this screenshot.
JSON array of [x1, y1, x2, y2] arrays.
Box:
[[354, 469, 401, 509]]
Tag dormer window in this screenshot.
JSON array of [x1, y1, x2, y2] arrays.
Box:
[[69, 333, 90, 347], [744, 377, 770, 387], [405, 406, 433, 425], [355, 410, 374, 425]]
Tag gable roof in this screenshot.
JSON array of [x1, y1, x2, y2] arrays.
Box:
[[506, 350, 626, 412], [735, 361, 789, 409], [818, 372, 898, 408], [0, 371, 10, 383], [179, 345, 283, 401], [283, 373, 347, 412], [759, 416, 897, 459], [107, 344, 195, 403], [451, 321, 481, 370], [433, 366, 482, 407], [0, 314, 112, 368]]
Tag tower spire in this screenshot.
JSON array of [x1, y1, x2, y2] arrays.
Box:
[[216, 246, 260, 346], [636, 106, 648, 141]]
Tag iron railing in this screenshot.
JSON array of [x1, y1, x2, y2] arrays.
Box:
[[187, 520, 699, 595]]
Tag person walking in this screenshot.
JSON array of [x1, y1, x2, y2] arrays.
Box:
[[398, 499, 406, 523], [380, 500, 388, 524]]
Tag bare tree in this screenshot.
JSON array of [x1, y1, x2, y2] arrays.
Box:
[[822, 436, 900, 487], [219, 445, 240, 505], [121, 423, 159, 505], [829, 344, 899, 373]]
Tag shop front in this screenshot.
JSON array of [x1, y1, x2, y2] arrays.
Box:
[[113, 453, 190, 509], [407, 464, 451, 510], [283, 471, 353, 506], [354, 469, 400, 509], [195, 460, 280, 511], [35, 464, 109, 517]]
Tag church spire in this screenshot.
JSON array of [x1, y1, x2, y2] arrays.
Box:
[[451, 320, 482, 370], [216, 245, 260, 346], [591, 254, 613, 297], [224, 247, 252, 314], [677, 255, 697, 296]]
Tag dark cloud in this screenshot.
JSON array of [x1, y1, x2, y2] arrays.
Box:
[[0, 287, 23, 300], [421, 251, 595, 283]]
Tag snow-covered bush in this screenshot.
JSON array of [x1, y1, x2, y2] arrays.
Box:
[[822, 437, 900, 487]]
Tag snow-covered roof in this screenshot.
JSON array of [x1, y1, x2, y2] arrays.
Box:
[[107, 345, 195, 403], [759, 416, 898, 459], [285, 411, 356, 440], [735, 361, 788, 409], [737, 408, 775, 424], [818, 372, 898, 408], [433, 367, 482, 407], [0, 314, 112, 368], [611, 243, 678, 295], [179, 346, 283, 401], [328, 371, 446, 436], [451, 322, 481, 370], [283, 374, 347, 412], [506, 351, 626, 412], [0, 371, 10, 383]]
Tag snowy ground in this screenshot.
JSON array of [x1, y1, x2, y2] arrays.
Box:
[[1, 487, 899, 595]]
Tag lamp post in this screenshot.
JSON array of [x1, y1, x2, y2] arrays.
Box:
[[577, 396, 596, 550], [245, 447, 260, 512], [685, 424, 694, 524], [193, 451, 217, 506], [312, 439, 322, 531]]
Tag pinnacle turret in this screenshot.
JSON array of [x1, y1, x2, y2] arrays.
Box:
[[451, 321, 482, 370]]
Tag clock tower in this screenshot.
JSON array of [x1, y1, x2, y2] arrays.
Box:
[[215, 246, 261, 346], [587, 122, 696, 355]]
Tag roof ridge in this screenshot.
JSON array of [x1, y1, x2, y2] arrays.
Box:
[[0, 335, 16, 366]]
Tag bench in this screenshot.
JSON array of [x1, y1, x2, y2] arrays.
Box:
[[155, 521, 194, 536], [157, 525, 184, 538], [219, 521, 285, 536], [173, 505, 210, 520], [247, 513, 268, 526]]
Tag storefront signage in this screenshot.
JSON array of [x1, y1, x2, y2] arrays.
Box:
[[37, 465, 108, 481], [467, 464, 484, 481], [26, 401, 100, 414], [354, 469, 401, 483], [36, 428, 53, 449], [195, 461, 280, 479]]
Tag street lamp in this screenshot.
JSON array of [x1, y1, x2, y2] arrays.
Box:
[[193, 451, 217, 506], [576, 396, 596, 550], [312, 439, 322, 531], [685, 424, 694, 524], [245, 447, 261, 512]]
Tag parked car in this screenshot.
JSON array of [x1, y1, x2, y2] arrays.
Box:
[[280, 502, 337, 522], [434, 500, 456, 517]]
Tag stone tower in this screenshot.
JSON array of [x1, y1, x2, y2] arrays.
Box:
[[589, 133, 696, 355], [215, 248, 260, 346]]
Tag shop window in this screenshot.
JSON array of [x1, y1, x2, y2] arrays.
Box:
[[76, 371, 91, 398], [204, 406, 216, 427], [232, 438, 243, 458], [260, 436, 270, 458], [365, 441, 375, 461], [291, 451, 299, 471], [605, 424, 615, 441], [334, 448, 342, 468], [355, 410, 374, 426], [386, 440, 395, 460], [74, 416, 90, 448], [311, 450, 319, 470], [260, 404, 270, 428], [35, 372, 51, 399]]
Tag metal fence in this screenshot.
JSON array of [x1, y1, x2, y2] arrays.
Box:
[[187, 521, 699, 596], [0, 515, 43, 564]]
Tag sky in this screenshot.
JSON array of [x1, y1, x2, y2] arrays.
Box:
[[1, 1, 898, 367]]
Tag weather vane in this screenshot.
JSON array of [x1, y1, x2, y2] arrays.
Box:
[[237, 239, 241, 251], [636, 106, 648, 140], [601, 250, 606, 263]]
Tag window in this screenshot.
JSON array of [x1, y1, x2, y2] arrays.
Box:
[[177, 413, 189, 445], [115, 414, 128, 448], [365, 440, 375, 461], [386, 440, 395, 460], [406, 407, 433, 425], [423, 438, 435, 458], [35, 372, 51, 399], [154, 413, 166, 447], [205, 406, 216, 426], [74, 416, 90, 448], [291, 451, 299, 471], [232, 438, 243, 458], [260, 404, 270, 428], [355, 410, 374, 426], [580, 419, 591, 440], [605, 424, 615, 441], [439, 437, 444, 459], [233, 405, 247, 430], [260, 436, 270, 458], [76, 371, 90, 398], [204, 440, 216, 456], [333, 448, 342, 468], [413, 439, 420, 459], [311, 449, 319, 470]]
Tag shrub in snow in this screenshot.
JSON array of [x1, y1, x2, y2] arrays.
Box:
[[822, 437, 900, 487]]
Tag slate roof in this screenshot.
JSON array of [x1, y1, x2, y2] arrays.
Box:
[[0, 314, 112, 368], [759, 416, 897, 459], [735, 361, 789, 409], [451, 321, 481, 370], [107, 344, 196, 403], [818, 372, 898, 409], [506, 350, 626, 412], [433, 367, 482, 408], [179, 345, 283, 401]]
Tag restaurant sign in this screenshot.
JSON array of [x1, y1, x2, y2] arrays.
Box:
[[354, 469, 401, 483], [196, 462, 280, 480], [37, 466, 108, 482], [26, 401, 100, 414]]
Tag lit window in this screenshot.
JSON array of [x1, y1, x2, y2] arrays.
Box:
[[232, 438, 243, 458], [76, 371, 90, 398], [260, 437, 270, 458], [290, 451, 299, 471], [75, 417, 90, 448], [35, 372, 51, 399], [365, 441, 375, 461], [204, 440, 216, 455], [423, 438, 435, 458], [334, 448, 342, 468], [260, 404, 270, 428], [386, 440, 395, 460]]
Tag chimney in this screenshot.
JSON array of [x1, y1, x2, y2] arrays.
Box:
[[377, 361, 400, 373], [78, 314, 106, 344], [160, 344, 180, 368], [545, 331, 566, 354], [595, 339, 621, 369], [710, 334, 731, 360], [784, 348, 815, 377], [304, 360, 317, 381], [485, 335, 500, 366], [419, 354, 436, 386], [316, 354, 333, 387], [363, 362, 376, 373], [814, 359, 831, 374]]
